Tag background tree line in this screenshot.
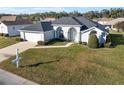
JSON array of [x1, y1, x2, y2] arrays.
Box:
[[0, 8, 124, 21]]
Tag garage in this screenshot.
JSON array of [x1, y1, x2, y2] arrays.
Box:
[[24, 32, 44, 42], [19, 21, 54, 42]]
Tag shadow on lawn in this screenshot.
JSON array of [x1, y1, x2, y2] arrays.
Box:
[[111, 34, 124, 47], [20, 59, 60, 68]]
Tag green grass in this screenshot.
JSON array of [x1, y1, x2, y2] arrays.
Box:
[[0, 32, 124, 84], [0, 36, 19, 49], [1, 44, 124, 84]]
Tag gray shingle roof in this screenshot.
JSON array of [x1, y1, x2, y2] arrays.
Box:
[[75, 17, 97, 28], [90, 20, 107, 32], [20, 21, 53, 32], [0, 16, 32, 25], [52, 17, 82, 26], [20, 17, 106, 32], [52, 17, 97, 28]]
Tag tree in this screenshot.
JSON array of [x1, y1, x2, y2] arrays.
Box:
[[88, 34, 99, 48]]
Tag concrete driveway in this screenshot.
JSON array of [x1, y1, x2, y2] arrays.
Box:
[[0, 42, 37, 85], [0, 69, 38, 85], [0, 41, 36, 62]]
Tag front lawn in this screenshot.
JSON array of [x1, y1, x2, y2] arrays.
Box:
[[0, 36, 19, 49], [0, 32, 124, 84], [1, 43, 124, 84]]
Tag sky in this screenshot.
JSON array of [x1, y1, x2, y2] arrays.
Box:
[[0, 7, 123, 14]]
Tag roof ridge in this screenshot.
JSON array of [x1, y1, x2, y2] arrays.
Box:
[[72, 17, 83, 25]]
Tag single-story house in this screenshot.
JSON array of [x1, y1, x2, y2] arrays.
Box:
[[94, 17, 124, 31], [92, 18, 114, 30], [0, 16, 32, 36], [19, 16, 108, 45], [105, 18, 124, 31]]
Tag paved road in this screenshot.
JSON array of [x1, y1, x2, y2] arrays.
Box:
[[0, 42, 36, 62], [0, 69, 38, 85]]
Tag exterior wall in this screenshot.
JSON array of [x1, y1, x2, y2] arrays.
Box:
[[8, 24, 31, 36], [44, 30, 55, 41], [53, 26, 81, 42], [20, 30, 55, 42], [21, 31, 44, 42], [0, 23, 8, 34], [20, 32, 25, 39], [81, 27, 108, 44]]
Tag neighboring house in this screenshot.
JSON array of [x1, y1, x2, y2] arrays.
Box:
[[19, 17, 108, 45], [43, 18, 56, 21], [0, 16, 32, 36], [105, 18, 124, 31], [98, 18, 113, 25], [93, 18, 114, 30], [95, 17, 124, 31]]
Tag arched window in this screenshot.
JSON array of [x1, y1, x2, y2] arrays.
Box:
[[56, 27, 64, 38], [68, 27, 77, 41]]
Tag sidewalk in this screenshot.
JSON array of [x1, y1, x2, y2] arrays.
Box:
[[34, 42, 73, 49]]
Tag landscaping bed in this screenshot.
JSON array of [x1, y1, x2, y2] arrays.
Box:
[[37, 39, 68, 46]]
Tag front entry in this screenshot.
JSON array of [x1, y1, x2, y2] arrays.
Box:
[[56, 27, 64, 39], [68, 28, 77, 41]]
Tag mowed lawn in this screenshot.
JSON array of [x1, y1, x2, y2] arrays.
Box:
[[0, 32, 124, 84], [0, 36, 19, 49]]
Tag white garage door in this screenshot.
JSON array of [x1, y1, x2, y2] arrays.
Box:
[[25, 32, 44, 42]]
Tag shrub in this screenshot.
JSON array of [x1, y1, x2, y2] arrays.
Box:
[[82, 42, 87, 45], [16, 37, 23, 42], [105, 42, 112, 48], [0, 33, 9, 37], [79, 41, 82, 44], [37, 41, 48, 45], [4, 34, 9, 37], [0, 33, 4, 36], [106, 34, 112, 43], [67, 39, 71, 42], [88, 34, 99, 48]]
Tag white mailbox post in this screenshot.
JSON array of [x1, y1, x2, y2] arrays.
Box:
[[11, 48, 21, 68]]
